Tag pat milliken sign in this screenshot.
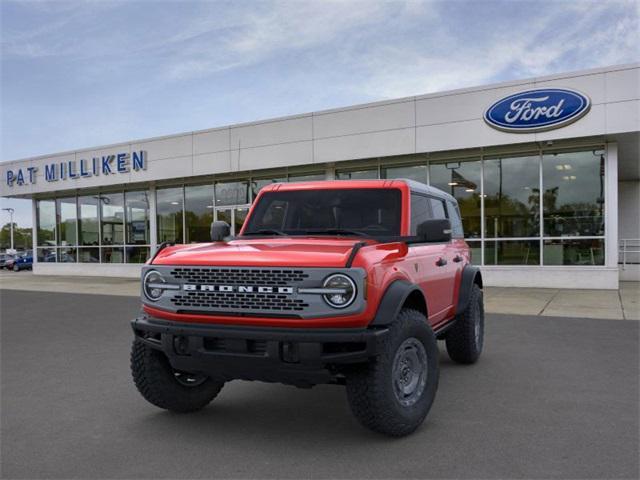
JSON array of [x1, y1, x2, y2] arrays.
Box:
[[484, 88, 591, 133], [5, 150, 147, 187]]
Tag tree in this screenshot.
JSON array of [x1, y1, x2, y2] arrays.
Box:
[[0, 223, 32, 251]]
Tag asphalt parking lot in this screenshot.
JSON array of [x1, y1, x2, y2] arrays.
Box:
[[1, 290, 638, 479]]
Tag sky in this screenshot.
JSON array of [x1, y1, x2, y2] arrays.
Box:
[[1, 0, 639, 228]]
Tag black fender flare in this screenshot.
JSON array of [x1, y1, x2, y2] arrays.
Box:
[[456, 265, 483, 315], [370, 280, 425, 327]]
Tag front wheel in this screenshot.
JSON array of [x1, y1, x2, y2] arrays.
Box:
[[130, 340, 224, 413], [345, 309, 439, 437], [12, 264, 19, 272]]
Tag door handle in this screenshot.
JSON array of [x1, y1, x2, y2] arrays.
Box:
[[453, 255, 463, 263], [436, 257, 447, 267]]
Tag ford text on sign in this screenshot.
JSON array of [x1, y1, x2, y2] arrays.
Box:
[[484, 88, 591, 133]]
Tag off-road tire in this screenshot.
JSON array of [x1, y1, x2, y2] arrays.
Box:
[[445, 283, 484, 364], [345, 309, 439, 437], [131, 339, 224, 413]]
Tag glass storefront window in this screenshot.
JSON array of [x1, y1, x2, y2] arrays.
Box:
[[126, 246, 150, 263], [543, 238, 604, 265], [185, 184, 214, 243], [466, 240, 481, 265], [78, 247, 99, 263], [56, 197, 77, 246], [484, 155, 540, 238], [36, 200, 56, 246], [101, 247, 124, 263], [37, 247, 56, 262], [100, 193, 124, 245], [484, 240, 540, 265], [252, 177, 286, 198], [336, 169, 378, 180], [542, 150, 605, 237], [157, 187, 184, 243], [125, 191, 150, 245], [58, 247, 76, 263], [215, 180, 249, 206], [234, 207, 249, 235], [383, 164, 428, 184], [288, 172, 325, 182], [78, 196, 99, 246], [430, 159, 481, 238]]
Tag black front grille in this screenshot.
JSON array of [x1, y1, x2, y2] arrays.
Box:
[[170, 268, 309, 286], [171, 292, 309, 311]]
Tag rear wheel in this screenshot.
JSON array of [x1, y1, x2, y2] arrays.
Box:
[[131, 340, 224, 413], [445, 283, 484, 364], [12, 264, 19, 272], [345, 309, 439, 436]]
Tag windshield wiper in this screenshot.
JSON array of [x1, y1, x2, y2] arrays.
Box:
[[242, 229, 288, 236], [304, 228, 369, 237]]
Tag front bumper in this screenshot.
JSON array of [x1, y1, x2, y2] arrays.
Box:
[[131, 314, 388, 387]]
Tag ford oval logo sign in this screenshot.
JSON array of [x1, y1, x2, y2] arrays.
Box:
[[484, 88, 591, 133]]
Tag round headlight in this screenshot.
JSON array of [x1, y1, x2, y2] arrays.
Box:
[[322, 274, 356, 309], [143, 270, 165, 301]]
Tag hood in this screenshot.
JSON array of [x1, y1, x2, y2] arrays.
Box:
[[151, 237, 372, 268]]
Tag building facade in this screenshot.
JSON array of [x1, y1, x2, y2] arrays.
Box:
[[2, 63, 638, 289]]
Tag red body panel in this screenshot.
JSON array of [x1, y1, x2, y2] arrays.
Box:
[[146, 180, 470, 329]]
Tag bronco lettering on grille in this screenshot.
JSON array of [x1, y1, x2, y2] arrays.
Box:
[[182, 284, 295, 294]]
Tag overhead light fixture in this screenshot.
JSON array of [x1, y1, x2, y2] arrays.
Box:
[[448, 182, 458, 186], [465, 188, 474, 192], [170, 201, 179, 205], [555, 165, 564, 171], [563, 176, 569, 180], [564, 164, 572, 170], [570, 175, 576, 180]]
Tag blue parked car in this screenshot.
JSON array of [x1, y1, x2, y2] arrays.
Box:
[[9, 252, 33, 271]]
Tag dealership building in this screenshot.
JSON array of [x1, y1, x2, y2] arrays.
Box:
[[1, 63, 638, 289]]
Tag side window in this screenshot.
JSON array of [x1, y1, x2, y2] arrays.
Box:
[[446, 200, 464, 238], [429, 198, 447, 219], [410, 194, 431, 235]]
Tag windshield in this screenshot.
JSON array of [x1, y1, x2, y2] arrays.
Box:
[[243, 188, 402, 237]]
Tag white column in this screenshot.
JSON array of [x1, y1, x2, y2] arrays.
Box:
[[149, 185, 157, 252], [605, 142, 619, 271], [325, 163, 336, 180]]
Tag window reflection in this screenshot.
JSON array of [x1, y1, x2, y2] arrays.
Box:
[[37, 200, 56, 246], [484, 240, 540, 265], [185, 184, 214, 243], [288, 172, 325, 182], [100, 193, 124, 245], [125, 191, 150, 245], [336, 169, 378, 180], [383, 164, 428, 184], [543, 150, 605, 237], [56, 197, 77, 246], [78, 196, 99, 246], [544, 239, 604, 265], [157, 187, 184, 243], [215, 181, 249, 206], [484, 155, 540, 238], [252, 177, 286, 198], [430, 159, 481, 238]]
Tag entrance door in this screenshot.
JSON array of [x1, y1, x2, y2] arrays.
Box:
[[215, 206, 250, 236]]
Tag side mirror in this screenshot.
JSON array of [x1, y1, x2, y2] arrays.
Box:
[[416, 219, 452, 243], [210, 221, 231, 242]]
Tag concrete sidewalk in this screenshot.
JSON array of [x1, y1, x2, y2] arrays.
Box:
[[1, 270, 638, 320]]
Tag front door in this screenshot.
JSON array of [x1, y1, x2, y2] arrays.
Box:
[[215, 206, 250, 236]]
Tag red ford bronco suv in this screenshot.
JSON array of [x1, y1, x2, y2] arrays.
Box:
[[131, 179, 484, 436]]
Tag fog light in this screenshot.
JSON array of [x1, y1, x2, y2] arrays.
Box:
[[174, 336, 190, 355]]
